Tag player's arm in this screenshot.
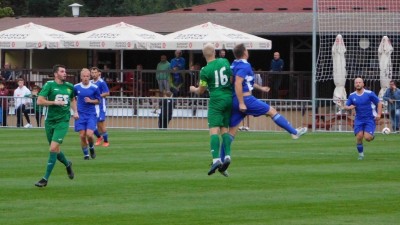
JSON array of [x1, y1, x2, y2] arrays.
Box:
[[190, 79, 207, 95], [101, 83, 110, 98], [70, 97, 79, 119], [253, 83, 270, 93], [37, 96, 65, 106], [235, 75, 246, 112], [342, 98, 354, 110], [375, 101, 383, 121]]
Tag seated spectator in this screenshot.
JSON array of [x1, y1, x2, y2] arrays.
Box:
[[102, 64, 116, 82]]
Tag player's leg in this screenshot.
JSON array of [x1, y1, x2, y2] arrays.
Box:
[[87, 115, 97, 159], [354, 122, 365, 160], [363, 120, 376, 142], [97, 111, 109, 147], [75, 117, 89, 159], [267, 105, 307, 139], [208, 127, 222, 175]]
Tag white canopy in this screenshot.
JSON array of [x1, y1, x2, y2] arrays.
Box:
[[62, 22, 165, 50], [162, 22, 272, 50], [0, 22, 74, 49], [378, 36, 393, 98], [332, 34, 347, 106]]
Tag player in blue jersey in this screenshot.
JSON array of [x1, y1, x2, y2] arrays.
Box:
[[74, 68, 101, 160], [220, 44, 307, 172], [90, 67, 111, 147], [343, 78, 382, 160]]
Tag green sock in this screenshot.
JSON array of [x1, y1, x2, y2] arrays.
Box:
[[210, 134, 220, 159], [44, 152, 57, 180], [222, 133, 232, 157], [57, 151, 69, 167]]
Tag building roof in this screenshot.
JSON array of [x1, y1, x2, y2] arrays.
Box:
[[0, 0, 398, 35], [168, 0, 313, 13]]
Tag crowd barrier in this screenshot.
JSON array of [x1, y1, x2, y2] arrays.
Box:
[[0, 96, 393, 133]]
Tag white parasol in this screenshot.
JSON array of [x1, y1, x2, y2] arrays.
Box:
[[332, 34, 347, 106], [162, 22, 271, 50], [378, 36, 393, 98], [0, 22, 74, 71]]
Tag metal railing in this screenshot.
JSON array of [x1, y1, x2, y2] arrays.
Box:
[[0, 96, 393, 133]]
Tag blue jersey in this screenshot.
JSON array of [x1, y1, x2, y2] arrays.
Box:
[[230, 59, 254, 95], [91, 78, 109, 114], [74, 82, 101, 115], [346, 89, 380, 121]]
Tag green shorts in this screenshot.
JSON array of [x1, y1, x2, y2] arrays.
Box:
[[45, 120, 70, 144], [207, 97, 232, 128]]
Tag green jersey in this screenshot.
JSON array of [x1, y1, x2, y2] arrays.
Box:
[[199, 58, 232, 98], [39, 80, 74, 122]]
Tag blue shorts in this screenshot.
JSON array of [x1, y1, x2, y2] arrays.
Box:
[[97, 110, 106, 122], [353, 119, 376, 136], [75, 113, 97, 132], [230, 95, 269, 127]]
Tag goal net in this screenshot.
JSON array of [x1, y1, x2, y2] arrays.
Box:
[[316, 0, 400, 99]]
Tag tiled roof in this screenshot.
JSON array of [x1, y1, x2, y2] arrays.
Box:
[[0, 13, 313, 35], [169, 0, 313, 13]]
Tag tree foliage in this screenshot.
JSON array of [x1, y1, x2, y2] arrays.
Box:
[[1, 0, 219, 17]]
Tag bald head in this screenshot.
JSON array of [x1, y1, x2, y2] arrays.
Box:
[[202, 43, 216, 62], [354, 77, 364, 91]]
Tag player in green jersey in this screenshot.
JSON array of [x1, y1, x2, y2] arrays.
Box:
[[35, 64, 78, 187], [190, 43, 233, 176]]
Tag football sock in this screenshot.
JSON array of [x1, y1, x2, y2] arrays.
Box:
[[44, 152, 57, 180], [221, 133, 232, 157], [82, 147, 89, 156], [88, 140, 94, 150], [210, 134, 220, 159], [272, 114, 297, 134], [57, 151, 69, 167], [357, 144, 364, 155], [94, 129, 101, 138], [220, 134, 234, 162], [103, 132, 109, 142]]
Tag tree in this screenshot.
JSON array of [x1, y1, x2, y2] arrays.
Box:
[[0, 5, 13, 18]]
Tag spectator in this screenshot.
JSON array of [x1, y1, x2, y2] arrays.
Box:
[[13, 78, 32, 128], [170, 50, 186, 97], [0, 81, 10, 126], [102, 64, 116, 82], [1, 62, 15, 81], [383, 80, 400, 131], [156, 91, 174, 129], [218, 49, 226, 58], [270, 52, 284, 98], [27, 85, 44, 127], [156, 55, 171, 97]]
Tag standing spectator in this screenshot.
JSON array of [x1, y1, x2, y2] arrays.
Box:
[[1, 62, 15, 81], [156, 55, 171, 97], [75, 68, 101, 159], [0, 81, 10, 126], [343, 78, 382, 160], [28, 86, 44, 127], [383, 80, 400, 131], [156, 91, 174, 129], [189, 43, 233, 176], [218, 49, 226, 58], [270, 52, 284, 98], [34, 64, 76, 188], [13, 78, 32, 128], [170, 50, 186, 97], [91, 67, 111, 147]]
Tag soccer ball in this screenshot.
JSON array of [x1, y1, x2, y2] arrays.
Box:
[[382, 127, 391, 135]]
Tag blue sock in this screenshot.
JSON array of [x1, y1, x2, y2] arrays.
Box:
[[94, 129, 101, 138], [82, 147, 89, 156], [357, 144, 363, 153], [272, 114, 297, 134], [220, 134, 234, 162], [103, 132, 108, 142]]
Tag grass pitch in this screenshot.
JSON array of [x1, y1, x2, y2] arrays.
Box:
[[0, 129, 399, 225]]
